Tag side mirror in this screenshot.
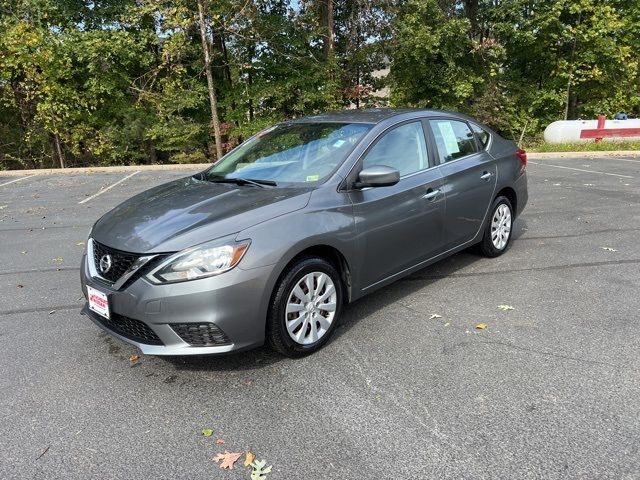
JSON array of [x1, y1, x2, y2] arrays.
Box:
[[354, 165, 400, 189]]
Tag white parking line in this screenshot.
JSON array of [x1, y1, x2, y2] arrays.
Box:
[[78, 171, 141, 204], [528, 161, 633, 179], [596, 157, 640, 164], [0, 175, 35, 187]]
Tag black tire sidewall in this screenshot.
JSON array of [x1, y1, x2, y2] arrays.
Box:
[[268, 257, 343, 357]]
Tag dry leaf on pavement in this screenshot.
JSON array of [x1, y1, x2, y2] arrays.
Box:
[[244, 451, 255, 467], [214, 451, 242, 470], [475, 323, 487, 330], [497, 305, 514, 311], [201, 428, 213, 437], [250, 459, 273, 480], [129, 354, 140, 364]]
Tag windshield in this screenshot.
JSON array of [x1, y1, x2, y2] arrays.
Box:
[[204, 122, 372, 185]]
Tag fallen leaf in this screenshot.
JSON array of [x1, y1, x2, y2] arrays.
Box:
[[214, 451, 242, 470], [129, 354, 140, 364], [429, 314, 442, 319], [497, 304, 515, 311], [244, 451, 255, 467], [250, 459, 273, 480], [216, 439, 225, 445], [602, 247, 617, 252], [475, 323, 487, 330], [201, 428, 214, 437]]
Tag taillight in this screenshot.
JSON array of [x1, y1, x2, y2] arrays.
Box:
[[516, 148, 527, 169]]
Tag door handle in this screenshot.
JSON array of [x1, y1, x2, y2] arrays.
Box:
[[422, 188, 440, 201], [480, 171, 493, 181]]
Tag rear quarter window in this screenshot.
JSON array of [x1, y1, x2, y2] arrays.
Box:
[[470, 123, 490, 148]]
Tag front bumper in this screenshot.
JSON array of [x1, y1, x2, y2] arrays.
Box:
[[80, 253, 274, 355]]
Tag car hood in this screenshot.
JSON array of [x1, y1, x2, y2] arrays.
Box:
[[91, 176, 312, 253]]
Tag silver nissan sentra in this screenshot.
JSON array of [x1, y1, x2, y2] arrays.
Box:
[[81, 109, 528, 357]]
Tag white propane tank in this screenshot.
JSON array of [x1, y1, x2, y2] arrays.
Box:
[[543, 119, 640, 143]]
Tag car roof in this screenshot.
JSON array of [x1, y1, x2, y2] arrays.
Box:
[[286, 108, 473, 125]]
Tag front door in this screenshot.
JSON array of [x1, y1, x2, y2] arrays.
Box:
[[347, 121, 446, 290]]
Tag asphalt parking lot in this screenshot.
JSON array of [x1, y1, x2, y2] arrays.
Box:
[[1, 156, 639, 479]]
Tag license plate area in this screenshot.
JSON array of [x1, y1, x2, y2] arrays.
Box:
[[87, 285, 110, 320]]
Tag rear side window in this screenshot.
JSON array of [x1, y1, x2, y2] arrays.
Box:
[[430, 120, 477, 163], [470, 123, 490, 148]]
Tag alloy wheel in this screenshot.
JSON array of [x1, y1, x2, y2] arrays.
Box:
[[285, 271, 337, 345], [491, 203, 512, 250]]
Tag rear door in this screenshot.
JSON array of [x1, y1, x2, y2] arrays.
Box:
[[428, 118, 497, 249], [347, 120, 445, 289]]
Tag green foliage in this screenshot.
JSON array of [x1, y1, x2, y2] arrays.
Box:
[[391, 0, 640, 139], [0, 0, 638, 169], [528, 141, 640, 153]]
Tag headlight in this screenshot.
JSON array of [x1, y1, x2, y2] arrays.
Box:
[[147, 239, 250, 284]]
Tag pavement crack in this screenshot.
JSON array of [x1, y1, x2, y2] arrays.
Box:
[[403, 258, 640, 281], [0, 303, 83, 317], [444, 340, 624, 370], [518, 226, 640, 241]]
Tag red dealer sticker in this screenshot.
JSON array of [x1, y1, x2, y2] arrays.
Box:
[[87, 285, 110, 320]]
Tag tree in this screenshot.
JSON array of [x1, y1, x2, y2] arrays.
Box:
[[197, 0, 224, 159]]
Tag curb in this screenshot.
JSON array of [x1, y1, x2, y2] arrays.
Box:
[[0, 163, 210, 177], [528, 150, 639, 159], [1, 151, 639, 176]]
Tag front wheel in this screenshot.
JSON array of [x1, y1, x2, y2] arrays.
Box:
[[477, 196, 513, 257], [267, 257, 344, 357]]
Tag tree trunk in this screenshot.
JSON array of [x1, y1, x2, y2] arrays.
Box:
[[321, 0, 334, 60], [197, 0, 223, 160], [464, 0, 479, 39], [54, 133, 65, 168]]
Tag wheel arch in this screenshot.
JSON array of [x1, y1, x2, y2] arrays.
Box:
[[273, 244, 353, 304], [495, 186, 517, 215]]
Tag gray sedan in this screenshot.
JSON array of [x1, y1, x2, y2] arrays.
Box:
[[81, 109, 528, 357]]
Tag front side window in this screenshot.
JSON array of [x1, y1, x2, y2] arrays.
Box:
[[205, 122, 372, 184], [362, 121, 429, 177], [431, 120, 478, 163]]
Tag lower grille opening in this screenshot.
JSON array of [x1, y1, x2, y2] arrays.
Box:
[[90, 310, 163, 345], [170, 323, 230, 346]]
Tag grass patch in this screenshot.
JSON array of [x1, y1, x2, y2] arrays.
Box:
[[527, 141, 640, 152]]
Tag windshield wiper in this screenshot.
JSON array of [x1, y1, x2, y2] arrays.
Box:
[[205, 176, 277, 188]]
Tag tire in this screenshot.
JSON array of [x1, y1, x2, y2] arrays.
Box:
[[267, 256, 344, 357], [477, 196, 514, 257]]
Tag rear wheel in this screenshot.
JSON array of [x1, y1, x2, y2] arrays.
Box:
[[477, 196, 513, 257], [267, 257, 343, 357]]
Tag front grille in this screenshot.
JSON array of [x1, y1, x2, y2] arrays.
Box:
[[92, 240, 140, 283], [171, 323, 231, 346], [91, 310, 163, 345]]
